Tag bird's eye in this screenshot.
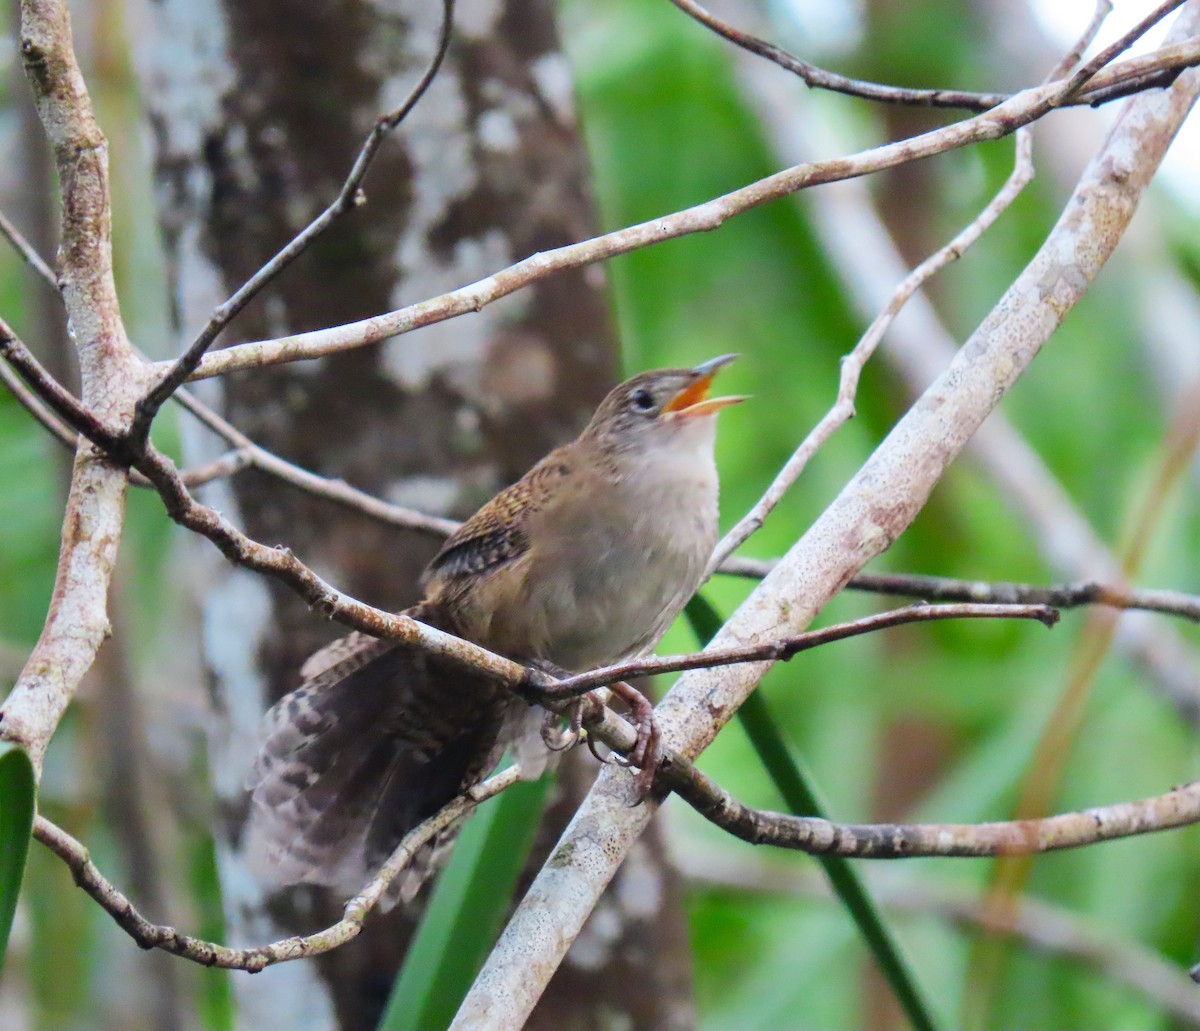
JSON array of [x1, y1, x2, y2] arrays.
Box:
[[629, 388, 656, 412]]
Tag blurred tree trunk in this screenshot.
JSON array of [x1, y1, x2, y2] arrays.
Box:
[[137, 1, 693, 1027]]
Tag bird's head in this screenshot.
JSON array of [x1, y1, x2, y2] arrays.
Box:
[[584, 354, 745, 458]]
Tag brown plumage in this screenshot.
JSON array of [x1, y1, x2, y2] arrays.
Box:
[[244, 357, 742, 903]]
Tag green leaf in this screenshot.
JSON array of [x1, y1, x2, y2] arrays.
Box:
[[379, 772, 551, 1031], [685, 596, 943, 1031], [0, 742, 35, 979]]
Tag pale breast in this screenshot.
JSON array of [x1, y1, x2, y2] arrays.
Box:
[[504, 445, 720, 672]]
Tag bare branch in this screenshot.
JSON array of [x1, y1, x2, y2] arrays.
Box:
[[167, 40, 1200, 385], [34, 766, 519, 970], [665, 763, 1200, 857], [707, 0, 1122, 576], [719, 561, 1200, 624], [131, 0, 457, 440], [170, 390, 458, 536], [0, 0, 152, 771], [0, 319, 127, 453], [706, 112, 1036, 575], [745, 44, 1200, 722], [534, 602, 1058, 702], [0, 207, 57, 285], [0, 351, 77, 448], [671, 0, 1192, 113], [667, 0, 1009, 110]]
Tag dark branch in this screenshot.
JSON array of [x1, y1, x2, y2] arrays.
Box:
[[530, 602, 1059, 702], [668, 0, 1186, 112]]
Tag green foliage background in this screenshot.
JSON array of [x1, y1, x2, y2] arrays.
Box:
[[3, 0, 1200, 1028]]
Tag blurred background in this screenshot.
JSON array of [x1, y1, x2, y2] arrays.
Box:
[[3, 0, 1200, 1028]]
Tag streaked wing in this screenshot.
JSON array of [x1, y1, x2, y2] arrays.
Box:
[[422, 450, 572, 592]]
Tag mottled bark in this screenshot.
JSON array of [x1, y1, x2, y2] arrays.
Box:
[[138, 1, 692, 1027]]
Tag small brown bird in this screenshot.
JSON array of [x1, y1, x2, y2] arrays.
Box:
[[244, 356, 743, 902]]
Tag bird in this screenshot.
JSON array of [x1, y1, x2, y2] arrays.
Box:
[[243, 355, 743, 904]]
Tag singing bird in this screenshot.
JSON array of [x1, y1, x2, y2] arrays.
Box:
[[244, 355, 743, 902]]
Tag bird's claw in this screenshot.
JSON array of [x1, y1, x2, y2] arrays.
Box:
[[606, 680, 662, 804], [541, 699, 584, 752]]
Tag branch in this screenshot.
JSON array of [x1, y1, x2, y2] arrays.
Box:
[[169, 389, 458, 536], [0, 349, 78, 448], [664, 765, 1200, 857], [719, 561, 1200, 624], [0, 207, 57, 284], [671, 0, 1195, 112], [706, 0, 1126, 576], [0, 0, 151, 772], [34, 766, 520, 970], [739, 13, 1200, 721], [130, 0, 457, 441], [705, 104, 1036, 575], [450, 14, 1200, 1027], [167, 38, 1200, 385], [533, 602, 1057, 702]]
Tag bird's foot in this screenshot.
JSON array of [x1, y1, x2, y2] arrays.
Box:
[[540, 700, 584, 752], [523, 659, 661, 802], [606, 680, 662, 804]]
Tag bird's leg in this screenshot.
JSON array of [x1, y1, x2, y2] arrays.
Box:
[[530, 658, 589, 752], [523, 661, 661, 801]]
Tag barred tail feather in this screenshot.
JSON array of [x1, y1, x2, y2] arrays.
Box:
[[243, 613, 511, 906]]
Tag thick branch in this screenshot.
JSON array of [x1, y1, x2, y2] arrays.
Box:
[[0, 0, 150, 771]]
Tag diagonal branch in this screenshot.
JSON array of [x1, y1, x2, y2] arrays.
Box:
[[167, 38, 1200, 385], [34, 766, 520, 971]]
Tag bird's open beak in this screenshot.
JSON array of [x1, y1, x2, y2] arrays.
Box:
[[663, 353, 747, 418]]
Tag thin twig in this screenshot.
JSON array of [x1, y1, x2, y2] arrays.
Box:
[[705, 111, 1036, 576], [131, 0, 457, 442], [0, 353, 254, 487], [34, 766, 520, 970], [1059, 0, 1187, 102], [533, 602, 1058, 702], [722, 560, 1200, 623], [0, 317, 126, 454], [0, 353, 78, 447], [668, 0, 1190, 113], [667, 0, 1009, 110], [170, 390, 458, 536], [0, 208, 57, 285], [164, 38, 1200, 386]]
